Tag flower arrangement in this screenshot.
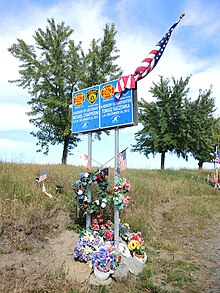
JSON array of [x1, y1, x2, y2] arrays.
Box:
[[72, 169, 111, 214], [112, 177, 131, 210], [91, 213, 114, 242], [92, 247, 115, 273], [73, 230, 104, 263], [119, 222, 131, 243], [127, 232, 145, 256], [119, 223, 146, 257]]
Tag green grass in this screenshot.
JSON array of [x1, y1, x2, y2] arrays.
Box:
[[0, 162, 219, 292]]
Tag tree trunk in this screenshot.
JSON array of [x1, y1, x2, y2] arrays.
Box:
[[61, 135, 70, 165], [198, 161, 203, 169], [161, 151, 165, 169]]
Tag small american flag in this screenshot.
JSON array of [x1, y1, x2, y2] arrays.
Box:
[[118, 149, 127, 174], [216, 149, 220, 164], [39, 169, 47, 182], [100, 167, 109, 177], [115, 14, 185, 99]]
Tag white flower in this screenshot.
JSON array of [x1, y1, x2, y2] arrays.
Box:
[[84, 196, 88, 202], [84, 246, 93, 255], [84, 231, 92, 239], [102, 198, 107, 203], [77, 189, 83, 195], [95, 199, 100, 205], [101, 202, 106, 208], [85, 173, 89, 178]]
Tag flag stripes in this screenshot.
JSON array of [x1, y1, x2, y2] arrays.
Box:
[[39, 169, 47, 182], [118, 149, 127, 173], [115, 14, 185, 99]]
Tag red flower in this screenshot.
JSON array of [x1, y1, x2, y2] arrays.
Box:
[[104, 229, 113, 241], [96, 173, 102, 182], [92, 224, 99, 231], [105, 220, 113, 227], [92, 219, 98, 224]]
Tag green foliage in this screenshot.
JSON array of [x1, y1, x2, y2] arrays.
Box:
[[132, 76, 191, 169], [185, 86, 216, 168], [212, 118, 220, 147], [132, 76, 217, 169], [8, 19, 122, 164]]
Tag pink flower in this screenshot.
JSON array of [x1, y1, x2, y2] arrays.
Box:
[[122, 196, 130, 207], [92, 224, 99, 231]]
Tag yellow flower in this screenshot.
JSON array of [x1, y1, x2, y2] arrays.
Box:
[[128, 240, 139, 251]]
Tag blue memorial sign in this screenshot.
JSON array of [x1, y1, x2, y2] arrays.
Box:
[[71, 80, 138, 134], [100, 80, 137, 130], [72, 85, 99, 133]]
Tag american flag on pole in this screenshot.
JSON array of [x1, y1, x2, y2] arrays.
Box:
[[118, 149, 127, 174], [115, 14, 185, 99], [38, 169, 47, 183]]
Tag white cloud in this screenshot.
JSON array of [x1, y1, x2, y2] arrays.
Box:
[[0, 103, 33, 130], [0, 138, 33, 148]]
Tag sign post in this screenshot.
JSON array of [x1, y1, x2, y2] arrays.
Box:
[[114, 127, 120, 246], [86, 132, 92, 228], [72, 80, 138, 244]]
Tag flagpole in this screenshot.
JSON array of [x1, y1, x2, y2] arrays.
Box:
[[114, 127, 120, 247]]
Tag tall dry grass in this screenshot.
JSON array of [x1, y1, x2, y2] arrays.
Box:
[[0, 162, 220, 292]]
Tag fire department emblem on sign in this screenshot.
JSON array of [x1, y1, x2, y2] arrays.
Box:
[[87, 89, 98, 104], [73, 93, 85, 106], [101, 84, 115, 99]]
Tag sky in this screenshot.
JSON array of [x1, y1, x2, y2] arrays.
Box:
[[0, 0, 220, 170]]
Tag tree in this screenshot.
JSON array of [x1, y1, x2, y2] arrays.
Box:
[[186, 87, 216, 169], [131, 75, 191, 169], [212, 117, 220, 154], [8, 19, 122, 164]]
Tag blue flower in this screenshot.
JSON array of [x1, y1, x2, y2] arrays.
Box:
[[80, 173, 85, 178]]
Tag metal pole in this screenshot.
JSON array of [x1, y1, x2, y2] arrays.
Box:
[[114, 128, 120, 246], [86, 132, 92, 229]]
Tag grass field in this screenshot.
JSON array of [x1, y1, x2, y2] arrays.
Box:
[[0, 162, 220, 292]]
